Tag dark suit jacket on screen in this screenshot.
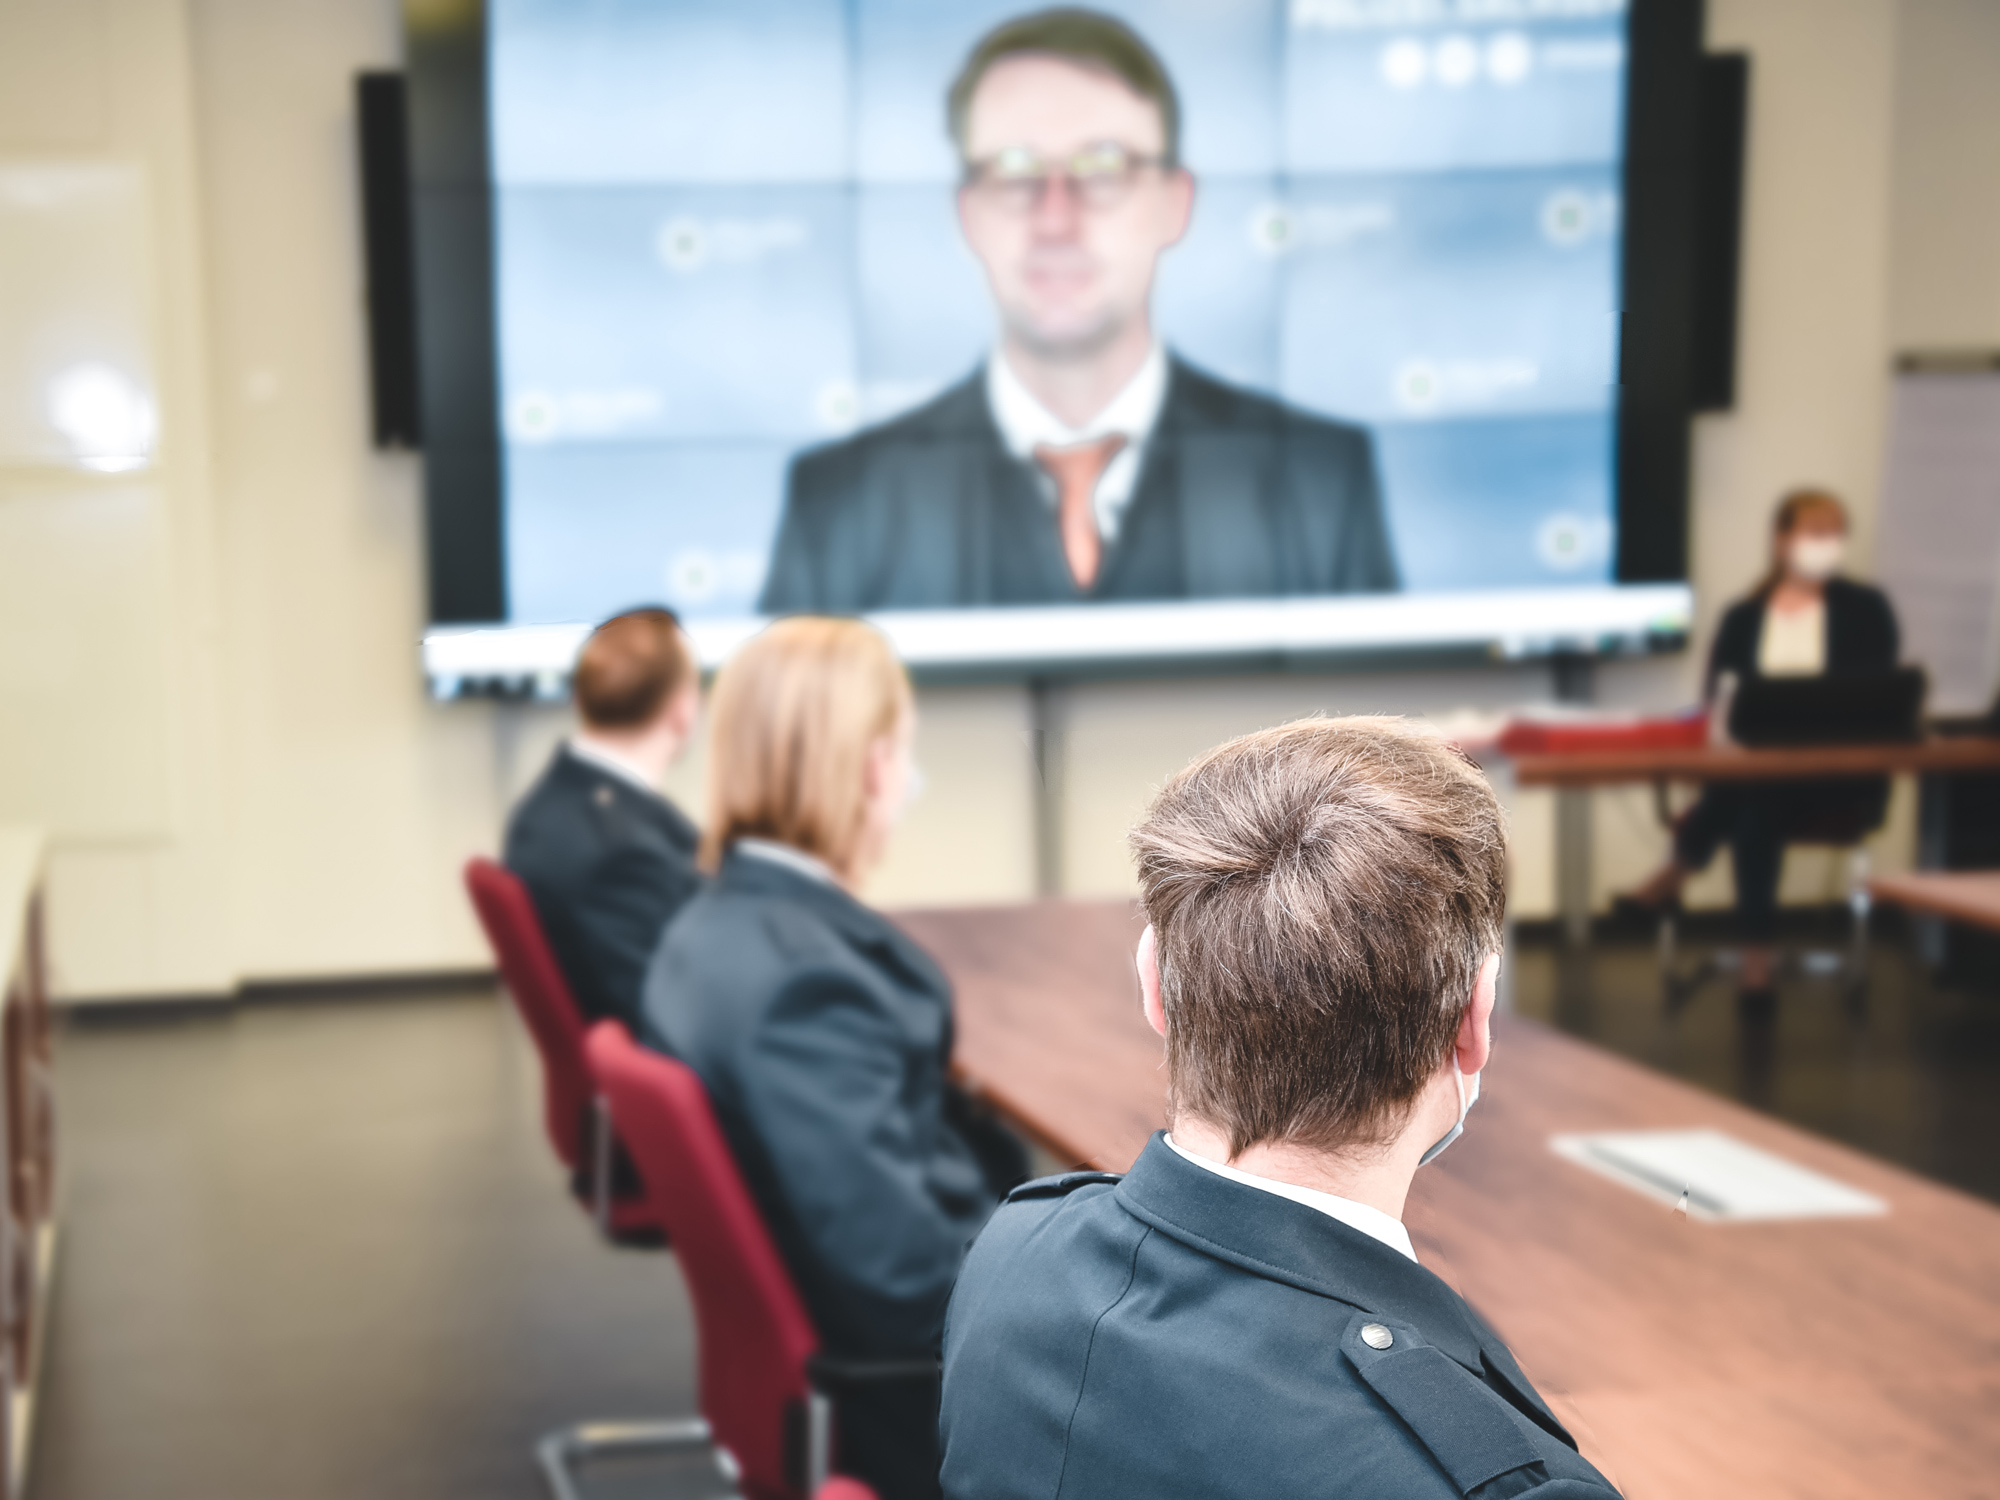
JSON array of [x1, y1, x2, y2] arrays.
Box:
[[940, 1136, 1623, 1500], [502, 744, 703, 1033], [759, 356, 1400, 613], [640, 849, 1001, 1358]]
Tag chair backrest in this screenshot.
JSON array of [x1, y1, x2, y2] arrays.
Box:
[[1786, 805, 1884, 848], [463, 857, 591, 1170], [585, 1021, 820, 1500]]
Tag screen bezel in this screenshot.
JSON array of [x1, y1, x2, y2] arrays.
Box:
[[405, 0, 1703, 681]]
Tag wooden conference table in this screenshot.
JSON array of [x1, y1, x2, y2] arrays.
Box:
[[898, 898, 2000, 1500], [1503, 735, 2000, 946], [1869, 870, 2000, 934]]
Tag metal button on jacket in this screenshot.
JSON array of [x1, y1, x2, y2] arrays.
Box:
[[1360, 1323, 1394, 1350]]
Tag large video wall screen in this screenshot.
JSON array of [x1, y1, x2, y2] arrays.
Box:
[[482, 0, 1641, 640]]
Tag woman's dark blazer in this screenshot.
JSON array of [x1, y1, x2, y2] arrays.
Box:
[[1705, 576, 1899, 695], [639, 847, 998, 1358], [1705, 576, 1901, 824]]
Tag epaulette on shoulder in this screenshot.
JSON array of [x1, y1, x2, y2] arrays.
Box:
[[1005, 1170, 1123, 1203]]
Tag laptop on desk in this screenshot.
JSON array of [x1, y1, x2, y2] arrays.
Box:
[[1728, 667, 1927, 747]]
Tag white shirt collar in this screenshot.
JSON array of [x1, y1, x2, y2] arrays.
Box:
[[985, 342, 1170, 543], [733, 836, 839, 887], [1164, 1133, 1419, 1263], [567, 735, 657, 795]]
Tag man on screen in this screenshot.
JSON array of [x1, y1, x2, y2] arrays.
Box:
[[759, 7, 1399, 614]]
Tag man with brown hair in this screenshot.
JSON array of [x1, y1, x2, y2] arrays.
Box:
[[938, 717, 1622, 1500], [504, 607, 703, 1032], [759, 8, 1396, 614]]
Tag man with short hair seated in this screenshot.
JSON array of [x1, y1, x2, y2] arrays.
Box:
[[504, 607, 703, 1033], [939, 716, 1623, 1500]]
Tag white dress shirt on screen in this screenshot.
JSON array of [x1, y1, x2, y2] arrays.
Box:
[[985, 341, 1170, 544]]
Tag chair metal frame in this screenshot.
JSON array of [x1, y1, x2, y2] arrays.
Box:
[[535, 1418, 731, 1500], [1646, 781, 1875, 1008]]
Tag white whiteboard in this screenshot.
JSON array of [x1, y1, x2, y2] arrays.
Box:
[[1876, 367, 2000, 715]]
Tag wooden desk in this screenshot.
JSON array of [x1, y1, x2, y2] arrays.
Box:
[[1510, 735, 2000, 789], [1499, 737, 2000, 946], [1869, 870, 2000, 934], [901, 899, 2000, 1500], [0, 831, 53, 1500]]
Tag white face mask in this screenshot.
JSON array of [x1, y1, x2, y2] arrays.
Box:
[[1788, 535, 1845, 582], [1417, 1065, 1480, 1166]]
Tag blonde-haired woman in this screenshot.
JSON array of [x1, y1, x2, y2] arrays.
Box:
[[1619, 489, 1899, 999], [640, 617, 1022, 1500]]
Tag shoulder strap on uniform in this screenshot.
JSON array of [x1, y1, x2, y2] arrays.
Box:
[[1005, 1170, 1122, 1203], [1342, 1314, 1544, 1496]]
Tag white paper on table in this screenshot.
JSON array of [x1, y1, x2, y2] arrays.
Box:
[[1549, 1128, 1888, 1222]]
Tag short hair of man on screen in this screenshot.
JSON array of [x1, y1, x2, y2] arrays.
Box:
[[937, 718, 1622, 1499], [948, 9, 1193, 429], [757, 9, 1399, 615]]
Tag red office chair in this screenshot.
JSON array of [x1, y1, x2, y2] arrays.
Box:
[[465, 860, 699, 1500], [462, 857, 662, 1242], [582, 1020, 936, 1500]]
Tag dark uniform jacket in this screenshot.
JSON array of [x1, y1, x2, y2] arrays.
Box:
[[641, 849, 1002, 1358], [759, 356, 1400, 613], [502, 743, 702, 1032], [940, 1135, 1623, 1500]]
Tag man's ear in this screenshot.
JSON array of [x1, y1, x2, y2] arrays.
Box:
[[666, 680, 700, 742], [1454, 951, 1500, 1076], [1136, 924, 1168, 1039], [954, 183, 981, 245], [1160, 168, 1195, 248]]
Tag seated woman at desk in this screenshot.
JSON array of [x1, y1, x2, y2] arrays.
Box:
[[1619, 488, 1899, 996], [640, 617, 1023, 1500]]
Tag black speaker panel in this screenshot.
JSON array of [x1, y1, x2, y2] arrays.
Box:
[[1692, 52, 1750, 413], [356, 71, 423, 450]]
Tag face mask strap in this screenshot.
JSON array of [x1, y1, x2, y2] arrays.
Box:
[[1417, 1063, 1479, 1168]]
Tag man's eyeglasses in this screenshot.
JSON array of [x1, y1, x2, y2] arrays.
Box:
[[962, 142, 1168, 212]]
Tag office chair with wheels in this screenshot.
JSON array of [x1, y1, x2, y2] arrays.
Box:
[[463, 857, 663, 1243], [1654, 798, 1876, 1010], [584, 1020, 938, 1500]]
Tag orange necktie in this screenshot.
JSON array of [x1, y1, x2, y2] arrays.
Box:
[[1033, 435, 1127, 591]]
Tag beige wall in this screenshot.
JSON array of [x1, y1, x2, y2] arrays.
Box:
[[1, 0, 1987, 998], [0, 0, 233, 996]]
